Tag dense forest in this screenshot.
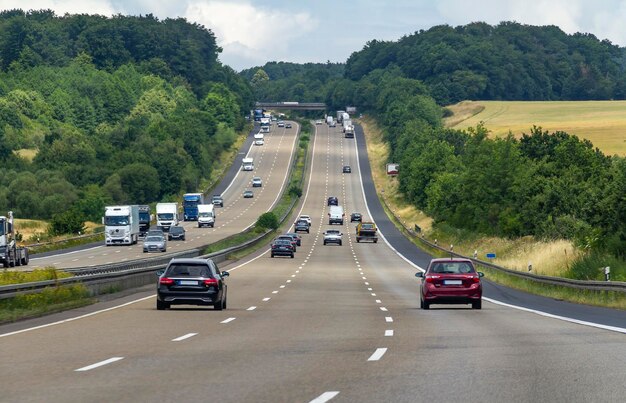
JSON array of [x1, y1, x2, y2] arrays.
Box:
[[0, 10, 253, 230], [243, 22, 626, 269]]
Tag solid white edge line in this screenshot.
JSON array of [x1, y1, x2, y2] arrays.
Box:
[[0, 295, 154, 338], [30, 245, 103, 260], [221, 317, 236, 324], [310, 391, 340, 403], [354, 123, 626, 334], [172, 333, 198, 342], [367, 348, 387, 361], [483, 297, 626, 334], [75, 357, 124, 372]]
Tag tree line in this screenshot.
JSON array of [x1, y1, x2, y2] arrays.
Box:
[[0, 10, 252, 230]]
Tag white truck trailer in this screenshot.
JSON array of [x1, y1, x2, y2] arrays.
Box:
[[197, 204, 216, 228], [156, 202, 179, 232], [0, 211, 29, 267], [242, 157, 254, 171], [104, 205, 140, 245]]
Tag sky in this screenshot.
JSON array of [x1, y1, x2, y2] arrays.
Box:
[[3, 0, 626, 71]]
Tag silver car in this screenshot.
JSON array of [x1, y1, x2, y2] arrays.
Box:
[[144, 235, 167, 253]]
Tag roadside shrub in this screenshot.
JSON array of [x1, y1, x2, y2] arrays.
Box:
[[48, 208, 86, 236], [566, 252, 626, 281], [288, 185, 302, 198], [256, 212, 279, 230]]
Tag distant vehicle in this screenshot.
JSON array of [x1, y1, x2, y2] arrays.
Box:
[[323, 229, 343, 246], [104, 205, 140, 245], [356, 221, 378, 243], [260, 117, 270, 127], [253, 109, 264, 122], [284, 232, 302, 246], [242, 157, 254, 171], [327, 196, 338, 206], [315, 119, 323, 125], [271, 116, 278, 122], [271, 239, 294, 258], [328, 205, 344, 225], [156, 203, 179, 232], [276, 234, 298, 252], [146, 229, 165, 238], [326, 116, 334, 125], [211, 195, 224, 207], [294, 220, 310, 233], [415, 258, 484, 310], [138, 205, 151, 236], [197, 204, 216, 228], [0, 211, 29, 267], [336, 110, 346, 123], [277, 121, 285, 127], [260, 125, 270, 134], [183, 193, 203, 221], [343, 165, 351, 173], [350, 212, 362, 222], [143, 234, 167, 253], [344, 125, 355, 138], [296, 214, 312, 226], [285, 123, 292, 129], [168, 226, 186, 241], [254, 132, 265, 145], [243, 189, 254, 198], [156, 258, 229, 310], [252, 176, 263, 187]]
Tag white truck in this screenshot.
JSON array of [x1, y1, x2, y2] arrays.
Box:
[[242, 157, 254, 171], [254, 132, 265, 145], [343, 119, 353, 132], [104, 205, 140, 245], [336, 110, 346, 123], [197, 204, 216, 228], [344, 125, 355, 138], [0, 211, 29, 267], [328, 205, 345, 225], [156, 202, 179, 232], [341, 112, 350, 124], [260, 125, 270, 133]]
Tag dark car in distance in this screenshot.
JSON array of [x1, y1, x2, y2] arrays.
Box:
[[271, 239, 294, 258], [168, 226, 186, 241], [350, 212, 362, 222], [415, 258, 484, 310], [284, 232, 302, 246], [156, 258, 229, 310], [285, 123, 292, 129], [327, 196, 338, 206], [212, 195, 224, 207], [342, 165, 351, 173], [276, 234, 298, 251], [294, 220, 310, 233]]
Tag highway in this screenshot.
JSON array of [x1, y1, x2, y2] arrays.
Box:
[[27, 121, 300, 269], [1, 122, 625, 402]]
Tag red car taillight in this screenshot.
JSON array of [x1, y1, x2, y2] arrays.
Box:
[[159, 277, 174, 285], [472, 276, 481, 283], [425, 276, 435, 284], [203, 278, 219, 287]]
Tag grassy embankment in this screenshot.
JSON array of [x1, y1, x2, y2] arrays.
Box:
[[359, 114, 626, 309], [446, 100, 626, 156]]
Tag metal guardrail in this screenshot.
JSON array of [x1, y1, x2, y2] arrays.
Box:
[[0, 121, 311, 301], [379, 197, 626, 293], [24, 232, 103, 249]]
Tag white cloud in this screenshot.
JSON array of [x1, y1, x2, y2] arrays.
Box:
[[185, 0, 318, 69], [0, 0, 117, 15]]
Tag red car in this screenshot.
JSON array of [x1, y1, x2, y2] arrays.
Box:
[[415, 258, 484, 309]]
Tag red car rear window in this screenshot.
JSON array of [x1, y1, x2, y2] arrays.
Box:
[[429, 262, 475, 274]]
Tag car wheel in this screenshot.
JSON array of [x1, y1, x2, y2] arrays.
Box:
[[472, 300, 482, 310], [323, 241, 327, 245], [339, 242, 342, 246], [156, 300, 169, 310], [422, 300, 430, 310], [290, 253, 294, 258], [214, 297, 223, 311], [357, 238, 360, 243], [163, 248, 167, 252], [271, 253, 274, 258]]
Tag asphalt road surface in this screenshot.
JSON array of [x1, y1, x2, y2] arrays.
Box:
[[1, 122, 625, 402]]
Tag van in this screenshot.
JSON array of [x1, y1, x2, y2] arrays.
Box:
[[328, 205, 344, 225], [254, 132, 264, 145], [242, 157, 254, 171], [260, 125, 270, 133]]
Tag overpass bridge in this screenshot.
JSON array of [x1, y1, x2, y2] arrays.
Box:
[[255, 102, 326, 111]]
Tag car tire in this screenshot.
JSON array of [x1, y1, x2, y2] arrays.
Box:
[[357, 239, 360, 243], [271, 253, 274, 258], [156, 300, 169, 310], [339, 242, 342, 246], [214, 297, 223, 311], [472, 300, 482, 310], [290, 253, 294, 258], [323, 241, 327, 245], [163, 248, 167, 252], [374, 239, 378, 243], [422, 300, 430, 310]]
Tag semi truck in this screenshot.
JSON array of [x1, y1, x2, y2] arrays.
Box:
[[197, 204, 216, 228], [0, 211, 29, 267], [183, 193, 204, 221], [242, 157, 254, 171], [253, 109, 264, 121], [356, 221, 378, 243], [336, 110, 346, 123], [138, 205, 151, 236], [104, 205, 140, 245], [156, 202, 179, 231], [344, 125, 355, 138]]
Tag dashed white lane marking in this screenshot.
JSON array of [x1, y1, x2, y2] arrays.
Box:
[[75, 357, 124, 372], [364, 282, 369, 285], [291, 274, 296, 277], [385, 330, 394, 337], [368, 288, 373, 291], [172, 333, 197, 342], [361, 277, 367, 280], [272, 290, 279, 294], [263, 298, 271, 302], [367, 348, 387, 361], [385, 317, 393, 323], [380, 307, 388, 312], [286, 280, 292, 283], [247, 306, 257, 311], [280, 285, 286, 288], [371, 293, 376, 296], [310, 391, 340, 403], [375, 300, 382, 304], [221, 318, 236, 324]]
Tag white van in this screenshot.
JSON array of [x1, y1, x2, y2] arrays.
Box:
[[328, 205, 344, 225], [197, 204, 215, 228], [254, 132, 264, 145], [242, 157, 254, 171], [260, 125, 270, 133]]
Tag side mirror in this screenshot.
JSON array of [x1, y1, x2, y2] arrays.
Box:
[[221, 271, 230, 277], [478, 272, 484, 278], [415, 272, 424, 278], [156, 269, 165, 276]]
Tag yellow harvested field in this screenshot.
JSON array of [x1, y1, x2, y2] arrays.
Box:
[[446, 100, 626, 156], [14, 148, 38, 161]]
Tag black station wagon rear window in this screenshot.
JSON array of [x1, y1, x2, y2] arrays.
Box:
[[167, 264, 211, 277]]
